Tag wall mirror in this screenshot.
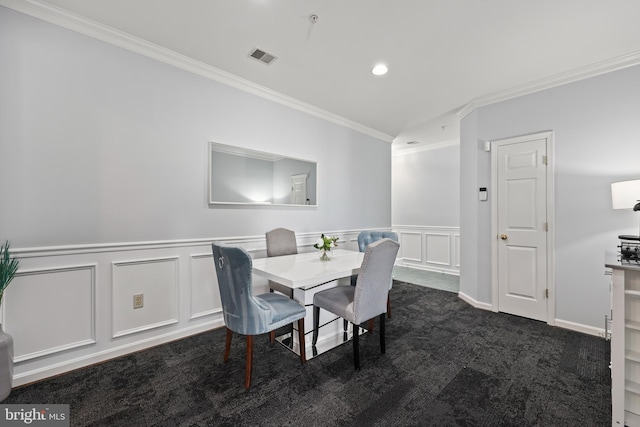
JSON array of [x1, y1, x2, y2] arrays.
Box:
[[208, 142, 317, 206]]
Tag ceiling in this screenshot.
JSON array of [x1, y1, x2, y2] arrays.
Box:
[[13, 0, 640, 147]]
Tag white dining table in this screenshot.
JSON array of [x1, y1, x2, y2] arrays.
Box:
[[252, 249, 365, 358]]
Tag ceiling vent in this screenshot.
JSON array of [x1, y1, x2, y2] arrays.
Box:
[[249, 48, 277, 65]]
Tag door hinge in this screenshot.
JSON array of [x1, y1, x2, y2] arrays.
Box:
[[543, 155, 549, 165], [545, 289, 549, 298], [544, 222, 549, 232]]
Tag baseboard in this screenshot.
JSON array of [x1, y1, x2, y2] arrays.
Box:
[[13, 319, 225, 387], [554, 318, 605, 338], [457, 293, 606, 338], [457, 291, 494, 311], [398, 262, 460, 276]]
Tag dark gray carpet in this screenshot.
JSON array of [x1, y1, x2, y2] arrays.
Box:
[[5, 283, 610, 426]]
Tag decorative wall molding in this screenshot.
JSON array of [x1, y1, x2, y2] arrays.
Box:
[[457, 51, 640, 120], [4, 227, 605, 385], [394, 226, 460, 275], [189, 253, 222, 320], [0, 0, 393, 143], [392, 139, 459, 156], [4, 229, 366, 386], [111, 257, 180, 338], [6, 264, 97, 363]]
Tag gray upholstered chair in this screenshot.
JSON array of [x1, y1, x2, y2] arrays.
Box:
[[355, 230, 399, 318], [265, 228, 298, 298], [346, 230, 399, 334], [212, 242, 306, 389], [312, 238, 400, 370]]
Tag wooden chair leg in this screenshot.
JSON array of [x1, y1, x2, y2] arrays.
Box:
[[224, 328, 233, 362], [298, 318, 306, 363], [245, 335, 253, 389], [269, 330, 275, 343], [353, 323, 360, 370], [379, 313, 386, 354], [312, 306, 320, 346], [368, 319, 375, 332], [387, 294, 392, 319]]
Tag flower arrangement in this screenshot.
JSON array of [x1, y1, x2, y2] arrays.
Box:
[[0, 242, 19, 307], [314, 234, 339, 261]]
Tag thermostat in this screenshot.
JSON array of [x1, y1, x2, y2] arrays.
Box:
[[479, 187, 488, 201]]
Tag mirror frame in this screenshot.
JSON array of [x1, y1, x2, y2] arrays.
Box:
[[208, 142, 318, 207]]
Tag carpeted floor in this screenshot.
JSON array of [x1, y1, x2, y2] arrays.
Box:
[[4, 282, 610, 426]]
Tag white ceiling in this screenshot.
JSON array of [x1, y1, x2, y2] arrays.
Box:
[[12, 0, 640, 147]]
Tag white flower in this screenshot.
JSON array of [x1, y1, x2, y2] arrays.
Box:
[[315, 238, 325, 247]]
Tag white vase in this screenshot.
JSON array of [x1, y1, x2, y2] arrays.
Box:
[[0, 324, 13, 402]]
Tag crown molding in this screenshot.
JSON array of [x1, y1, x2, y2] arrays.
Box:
[[392, 139, 459, 156], [0, 0, 394, 143], [457, 50, 640, 120]]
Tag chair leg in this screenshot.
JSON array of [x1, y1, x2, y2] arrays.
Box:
[[343, 319, 348, 341], [387, 293, 392, 319], [269, 330, 275, 343], [353, 323, 360, 370], [379, 313, 386, 354], [298, 318, 306, 363], [312, 306, 320, 346], [224, 328, 233, 362], [368, 319, 375, 332], [245, 335, 253, 389]]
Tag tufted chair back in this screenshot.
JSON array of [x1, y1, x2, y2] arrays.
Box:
[[358, 231, 399, 252]]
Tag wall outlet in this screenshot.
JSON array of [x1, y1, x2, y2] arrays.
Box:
[[133, 293, 144, 309]]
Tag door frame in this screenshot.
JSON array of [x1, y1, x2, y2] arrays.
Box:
[[490, 131, 556, 325]]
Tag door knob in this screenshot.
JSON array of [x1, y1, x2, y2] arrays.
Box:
[[500, 234, 508, 240]]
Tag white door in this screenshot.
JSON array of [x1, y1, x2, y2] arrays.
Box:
[[291, 174, 307, 205], [495, 136, 548, 321]]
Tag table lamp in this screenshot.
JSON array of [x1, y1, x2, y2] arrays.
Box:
[[611, 179, 640, 239]]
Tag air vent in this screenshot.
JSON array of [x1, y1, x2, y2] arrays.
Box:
[[249, 48, 277, 65]]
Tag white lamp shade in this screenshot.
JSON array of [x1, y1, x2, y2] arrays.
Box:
[[611, 179, 640, 209]]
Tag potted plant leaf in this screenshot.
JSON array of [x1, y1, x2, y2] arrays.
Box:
[[0, 241, 18, 401]]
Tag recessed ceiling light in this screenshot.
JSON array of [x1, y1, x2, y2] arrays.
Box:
[[372, 64, 388, 76]]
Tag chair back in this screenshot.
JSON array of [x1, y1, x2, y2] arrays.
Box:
[[353, 238, 400, 323], [212, 242, 271, 335], [266, 228, 298, 257], [357, 231, 398, 252]]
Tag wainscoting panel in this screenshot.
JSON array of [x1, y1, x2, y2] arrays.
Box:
[[425, 233, 451, 266], [112, 257, 180, 338], [189, 253, 222, 319], [398, 231, 422, 262], [4, 265, 96, 362], [7, 229, 365, 386], [394, 226, 460, 275]]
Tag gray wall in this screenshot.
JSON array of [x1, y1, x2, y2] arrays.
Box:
[[0, 7, 391, 248], [392, 144, 460, 226], [460, 64, 640, 328]]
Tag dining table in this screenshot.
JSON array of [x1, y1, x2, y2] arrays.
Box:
[[252, 249, 365, 358]]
